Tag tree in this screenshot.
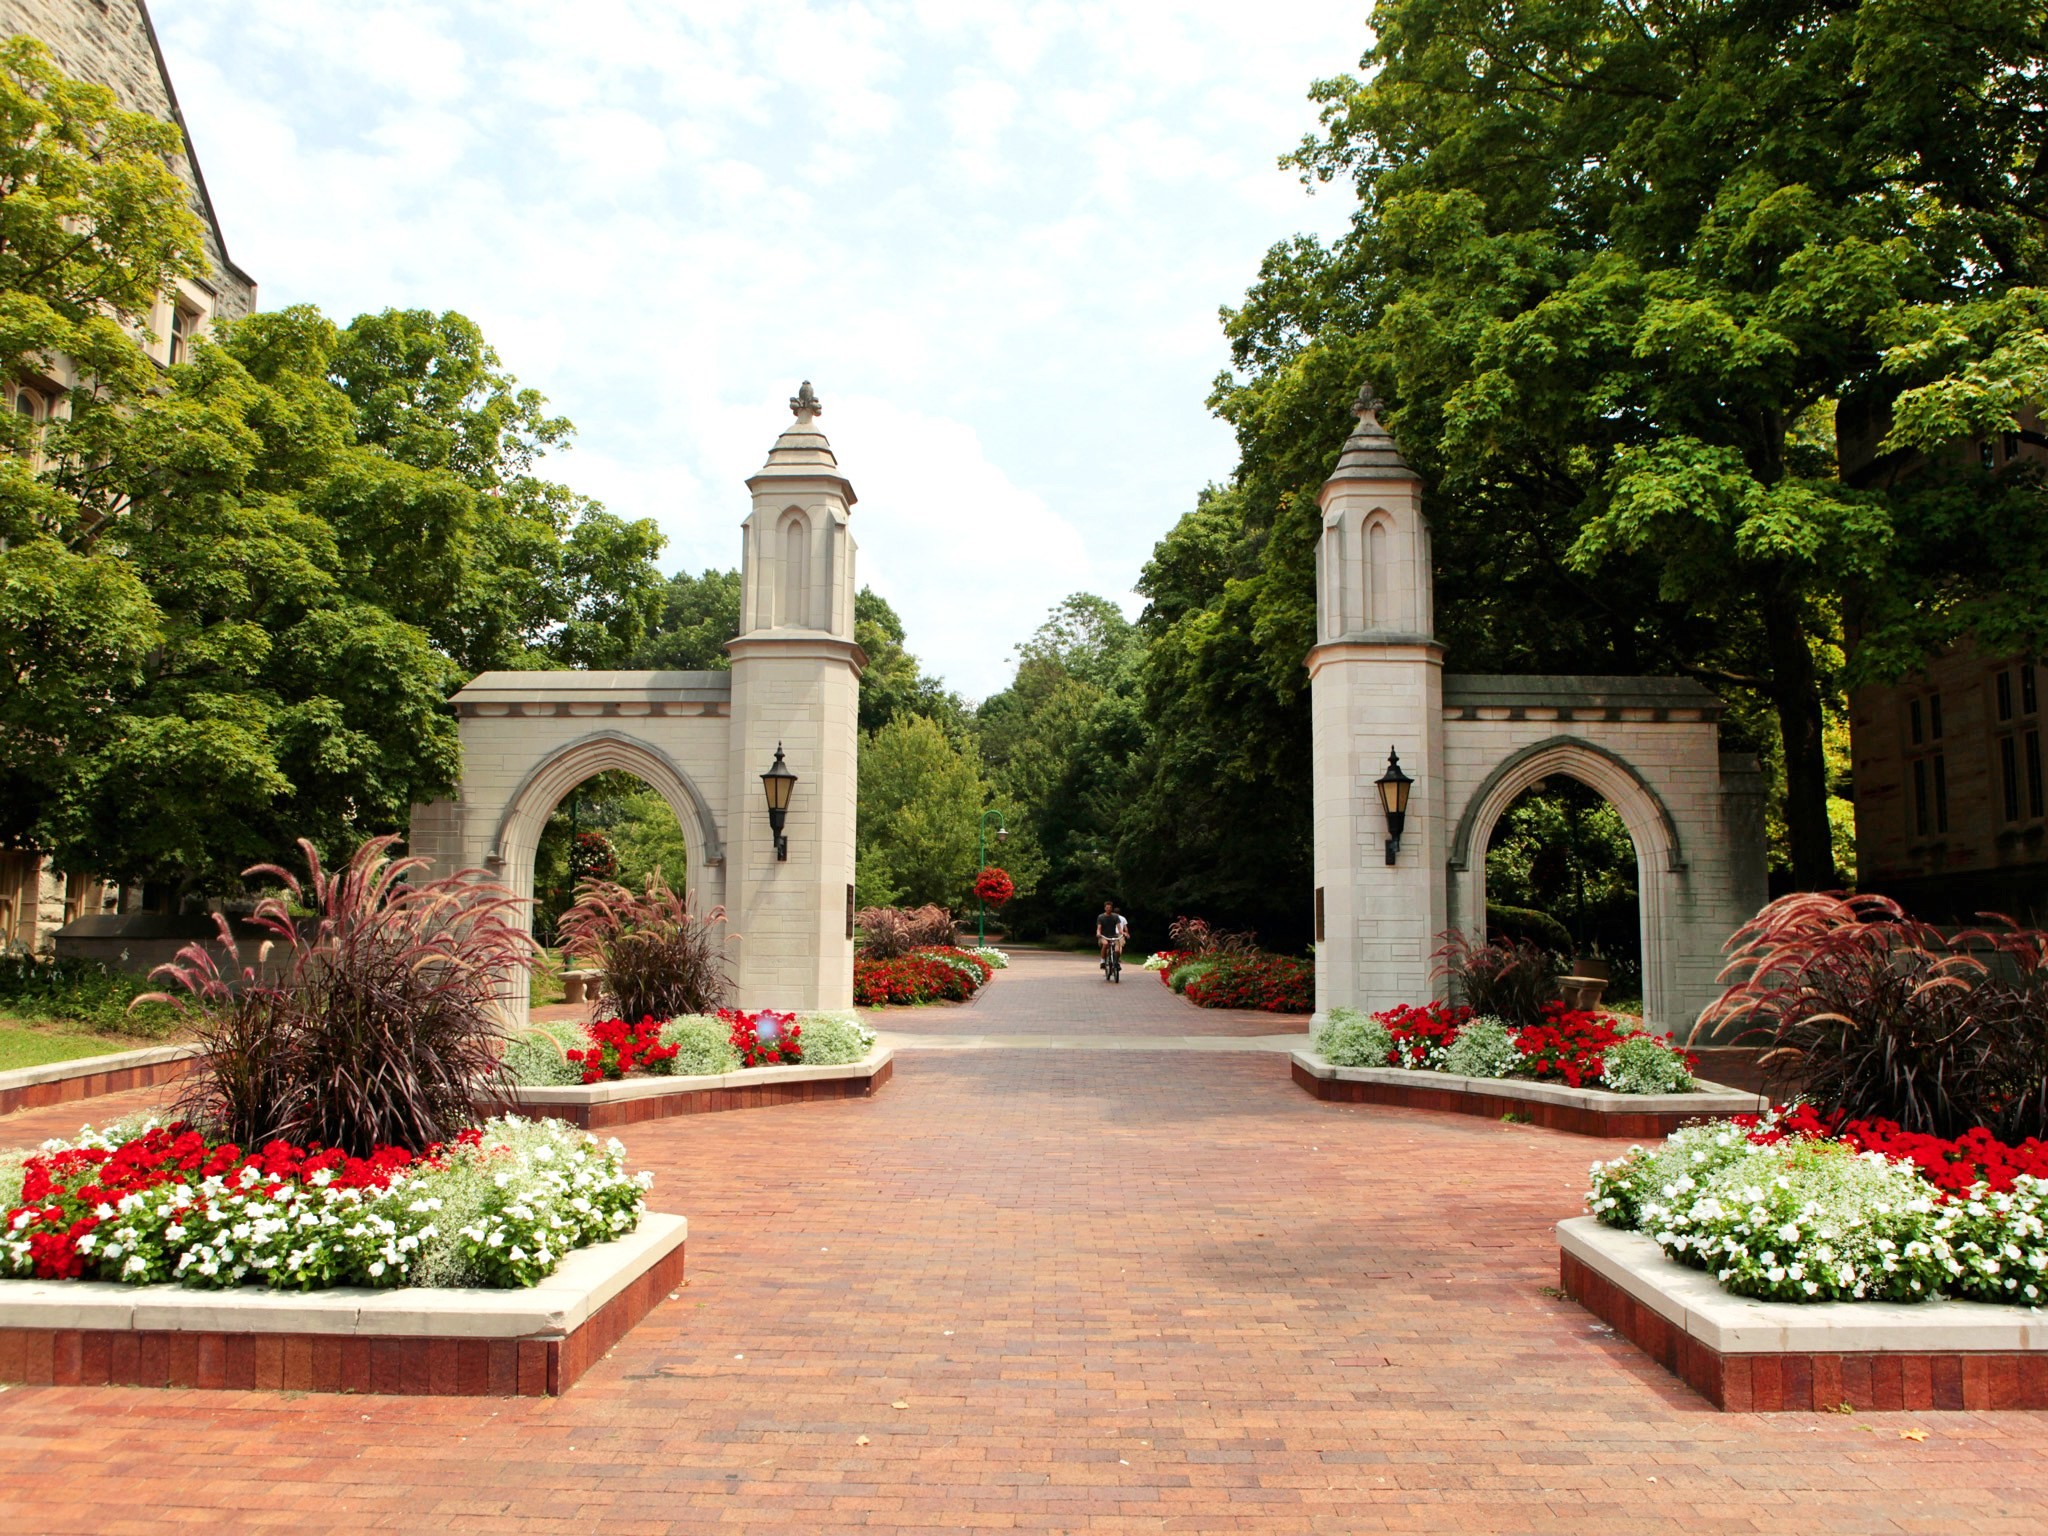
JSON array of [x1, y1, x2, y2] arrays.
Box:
[[0, 43, 672, 890], [636, 567, 741, 670], [857, 715, 990, 909], [854, 586, 967, 737], [1215, 0, 2048, 889], [0, 36, 201, 849]]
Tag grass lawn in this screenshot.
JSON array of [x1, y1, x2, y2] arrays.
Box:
[[531, 947, 568, 1008], [0, 1019, 162, 1073]]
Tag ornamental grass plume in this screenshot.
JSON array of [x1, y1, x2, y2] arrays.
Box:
[[1693, 892, 2048, 1140], [556, 872, 731, 1023], [854, 904, 955, 959], [144, 835, 536, 1158], [1432, 930, 1560, 1028]]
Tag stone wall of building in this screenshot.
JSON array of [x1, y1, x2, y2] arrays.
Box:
[[0, 0, 257, 322], [1851, 646, 2048, 923]]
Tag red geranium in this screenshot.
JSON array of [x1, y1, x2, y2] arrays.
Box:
[[720, 1008, 804, 1067], [974, 866, 1014, 905], [566, 1016, 678, 1082], [1738, 1102, 2048, 1198]]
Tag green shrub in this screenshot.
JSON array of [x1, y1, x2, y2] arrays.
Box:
[[502, 1020, 585, 1087], [796, 1011, 876, 1065], [1442, 1015, 1522, 1079], [1168, 960, 1213, 994], [1315, 1008, 1392, 1068], [0, 956, 178, 1037], [659, 1015, 739, 1076], [1601, 1033, 1696, 1095]]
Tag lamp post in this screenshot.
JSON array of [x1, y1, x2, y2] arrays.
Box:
[[1375, 746, 1413, 866], [977, 808, 1008, 947], [760, 744, 796, 861]]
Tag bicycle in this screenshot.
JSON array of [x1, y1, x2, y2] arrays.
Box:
[[1100, 935, 1123, 983]]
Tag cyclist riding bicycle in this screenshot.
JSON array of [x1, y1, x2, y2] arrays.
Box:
[[1095, 901, 1128, 979]]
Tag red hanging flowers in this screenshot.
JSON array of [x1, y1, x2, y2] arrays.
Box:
[[974, 866, 1014, 906]]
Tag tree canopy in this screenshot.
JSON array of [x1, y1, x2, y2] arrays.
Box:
[[1203, 0, 2048, 890], [0, 38, 669, 893]]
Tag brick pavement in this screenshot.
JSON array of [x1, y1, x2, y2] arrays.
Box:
[[878, 947, 1298, 1038], [1, 968, 2044, 1532]]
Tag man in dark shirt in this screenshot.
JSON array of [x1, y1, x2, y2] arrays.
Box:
[[1095, 901, 1127, 967]]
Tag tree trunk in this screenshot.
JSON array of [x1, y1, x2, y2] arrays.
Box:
[[1762, 591, 1838, 889]]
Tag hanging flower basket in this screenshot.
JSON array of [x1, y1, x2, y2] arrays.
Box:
[[974, 866, 1014, 906]]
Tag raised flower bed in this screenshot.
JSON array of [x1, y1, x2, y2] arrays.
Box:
[[1294, 1000, 1763, 1135], [1564, 1107, 2048, 1409], [501, 1009, 892, 1128], [0, 1116, 682, 1395]]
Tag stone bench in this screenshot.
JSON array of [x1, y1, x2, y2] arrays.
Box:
[[560, 970, 600, 1006]]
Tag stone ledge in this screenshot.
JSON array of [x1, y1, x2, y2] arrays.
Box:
[[0, 1043, 199, 1119], [1290, 1051, 1763, 1137], [506, 1049, 893, 1130], [0, 1214, 686, 1397], [1559, 1216, 2048, 1410]]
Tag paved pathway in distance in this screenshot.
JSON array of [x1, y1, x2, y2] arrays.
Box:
[[876, 945, 1302, 1042], [2, 958, 2044, 1533]]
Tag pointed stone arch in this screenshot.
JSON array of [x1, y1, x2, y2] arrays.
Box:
[[1445, 735, 1684, 1027]]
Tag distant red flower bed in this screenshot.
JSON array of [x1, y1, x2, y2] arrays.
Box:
[[854, 947, 994, 1007], [1183, 953, 1313, 1014]]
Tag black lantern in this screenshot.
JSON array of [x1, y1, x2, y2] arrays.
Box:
[[760, 744, 796, 861], [1375, 746, 1413, 866]]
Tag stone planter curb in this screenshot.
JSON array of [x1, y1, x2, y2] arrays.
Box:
[[0, 1043, 200, 1119], [1290, 1050, 1765, 1137], [0, 1213, 686, 1396], [1559, 1215, 2048, 1410], [505, 1048, 893, 1129]]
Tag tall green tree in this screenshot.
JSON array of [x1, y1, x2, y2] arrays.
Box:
[[0, 36, 198, 850], [0, 41, 672, 891], [1214, 0, 2048, 889], [857, 714, 991, 909]]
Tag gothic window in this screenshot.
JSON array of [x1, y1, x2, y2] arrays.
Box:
[[1366, 518, 1388, 628], [779, 511, 810, 628], [1992, 662, 2043, 826], [1905, 691, 1947, 838]]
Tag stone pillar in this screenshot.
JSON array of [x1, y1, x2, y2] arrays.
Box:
[[1308, 385, 1447, 1019], [724, 383, 866, 1010]]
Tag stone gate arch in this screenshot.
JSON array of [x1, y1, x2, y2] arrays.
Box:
[[489, 727, 727, 914], [1445, 735, 1684, 1028], [1308, 384, 1768, 1032], [409, 383, 866, 1024]]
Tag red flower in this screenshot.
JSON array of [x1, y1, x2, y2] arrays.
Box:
[[973, 866, 1014, 906], [566, 1017, 680, 1082]]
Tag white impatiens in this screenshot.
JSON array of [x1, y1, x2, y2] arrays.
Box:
[[1587, 1114, 2048, 1307], [2, 1116, 649, 1292]]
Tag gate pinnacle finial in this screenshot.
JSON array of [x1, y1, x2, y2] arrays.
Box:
[[1352, 380, 1383, 421], [789, 380, 822, 422]]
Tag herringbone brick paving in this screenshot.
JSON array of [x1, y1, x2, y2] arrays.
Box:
[[1, 953, 2043, 1532]]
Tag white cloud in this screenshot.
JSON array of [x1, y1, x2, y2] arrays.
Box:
[[155, 0, 1365, 696]]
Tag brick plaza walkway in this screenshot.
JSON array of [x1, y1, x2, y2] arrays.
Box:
[[1, 967, 2044, 1532]]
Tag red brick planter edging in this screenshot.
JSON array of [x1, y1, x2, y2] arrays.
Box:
[[506, 1052, 893, 1131], [0, 1045, 197, 1119], [1559, 1218, 2048, 1411], [1290, 1054, 1762, 1139], [0, 1215, 686, 1397]]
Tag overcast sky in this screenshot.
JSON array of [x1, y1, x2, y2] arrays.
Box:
[[156, 1, 1364, 698]]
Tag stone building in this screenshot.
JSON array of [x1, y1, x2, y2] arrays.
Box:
[[1847, 416, 2048, 923], [0, 0, 257, 952]]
